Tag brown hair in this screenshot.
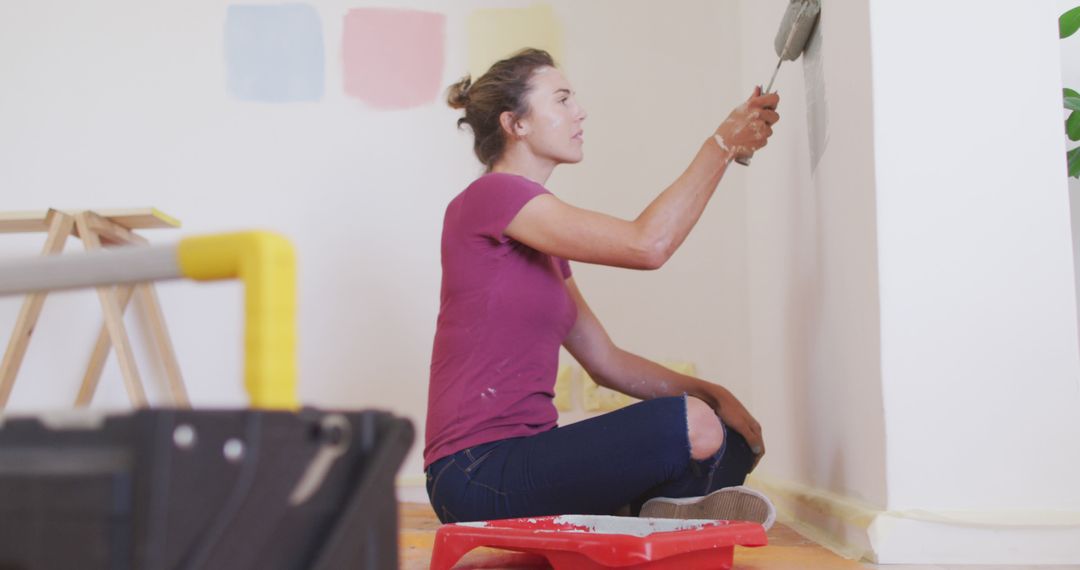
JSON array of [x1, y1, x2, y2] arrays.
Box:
[[446, 48, 556, 170]]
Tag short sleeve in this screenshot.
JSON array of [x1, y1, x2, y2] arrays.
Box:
[[461, 173, 549, 242], [558, 257, 572, 279]]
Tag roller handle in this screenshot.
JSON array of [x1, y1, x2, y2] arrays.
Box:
[[734, 95, 778, 166], [736, 64, 782, 167]]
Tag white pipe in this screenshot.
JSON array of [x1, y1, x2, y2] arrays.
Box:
[[0, 244, 182, 296]]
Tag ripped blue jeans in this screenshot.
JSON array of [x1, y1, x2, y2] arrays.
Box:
[[425, 395, 756, 523]]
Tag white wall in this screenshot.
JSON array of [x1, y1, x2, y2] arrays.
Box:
[[739, 0, 888, 508], [737, 0, 1080, 563], [553, 1, 752, 414], [872, 0, 1080, 514], [1063, 0, 1080, 336], [866, 2, 1080, 562], [0, 0, 749, 485]]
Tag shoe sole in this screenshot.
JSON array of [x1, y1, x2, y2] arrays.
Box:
[[639, 487, 775, 529]]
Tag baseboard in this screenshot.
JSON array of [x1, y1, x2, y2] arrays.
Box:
[[746, 473, 879, 561], [748, 473, 1080, 564]]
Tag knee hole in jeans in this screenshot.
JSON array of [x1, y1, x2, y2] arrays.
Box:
[[686, 396, 724, 460]]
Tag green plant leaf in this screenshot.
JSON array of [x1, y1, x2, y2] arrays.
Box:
[[1062, 6, 1080, 38], [1066, 96, 1080, 112], [1069, 147, 1080, 178], [1069, 112, 1080, 141], [1067, 88, 1080, 99]]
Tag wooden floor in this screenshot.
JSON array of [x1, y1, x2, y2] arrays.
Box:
[[399, 502, 1072, 570]]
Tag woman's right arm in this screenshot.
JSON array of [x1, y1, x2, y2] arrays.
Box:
[[505, 89, 780, 270]]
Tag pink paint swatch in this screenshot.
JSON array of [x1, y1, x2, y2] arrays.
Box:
[[342, 8, 445, 110]]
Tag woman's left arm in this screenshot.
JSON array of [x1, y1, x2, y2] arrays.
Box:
[[561, 277, 764, 456]]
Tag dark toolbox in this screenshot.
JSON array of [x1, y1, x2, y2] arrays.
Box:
[[0, 408, 414, 570]]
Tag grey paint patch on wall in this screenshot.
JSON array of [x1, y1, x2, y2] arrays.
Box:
[[802, 18, 830, 172]]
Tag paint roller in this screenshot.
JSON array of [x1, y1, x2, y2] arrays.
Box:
[[736, 0, 821, 166]]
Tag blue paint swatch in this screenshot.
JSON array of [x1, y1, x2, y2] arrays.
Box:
[[224, 4, 324, 102]]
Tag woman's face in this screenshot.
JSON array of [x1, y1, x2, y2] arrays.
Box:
[[516, 67, 587, 165]]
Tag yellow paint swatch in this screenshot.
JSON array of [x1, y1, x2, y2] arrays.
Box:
[[661, 361, 697, 377], [583, 362, 699, 412], [466, 4, 563, 79], [553, 364, 575, 412], [582, 372, 638, 412]]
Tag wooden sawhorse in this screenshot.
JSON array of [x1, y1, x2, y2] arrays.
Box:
[[0, 208, 189, 409]]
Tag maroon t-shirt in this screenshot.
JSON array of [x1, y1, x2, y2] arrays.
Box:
[[424, 173, 577, 468]]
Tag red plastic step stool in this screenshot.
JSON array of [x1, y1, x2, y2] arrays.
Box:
[[430, 515, 767, 570]]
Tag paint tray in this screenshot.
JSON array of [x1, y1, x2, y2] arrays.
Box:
[[430, 514, 767, 570]]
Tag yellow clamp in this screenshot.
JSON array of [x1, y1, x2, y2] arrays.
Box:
[[177, 232, 297, 410]]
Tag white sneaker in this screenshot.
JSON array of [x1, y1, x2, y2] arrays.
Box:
[[638, 486, 776, 530]]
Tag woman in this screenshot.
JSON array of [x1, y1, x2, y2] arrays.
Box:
[[425, 49, 780, 525]]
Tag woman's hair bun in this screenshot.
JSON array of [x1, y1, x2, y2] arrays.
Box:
[[446, 76, 472, 110]]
